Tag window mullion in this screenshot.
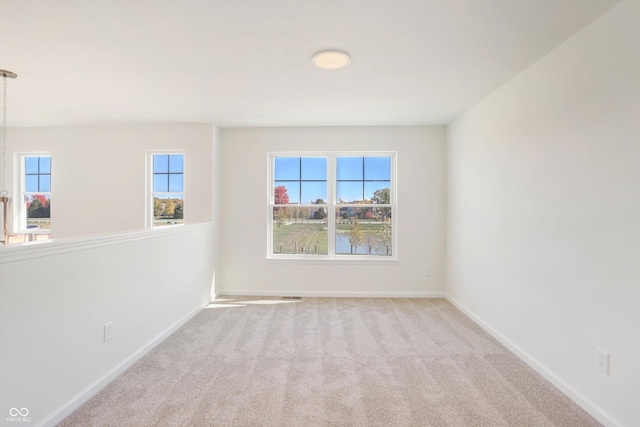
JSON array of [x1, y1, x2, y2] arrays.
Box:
[[361, 157, 365, 201], [327, 154, 336, 256], [298, 157, 302, 204]]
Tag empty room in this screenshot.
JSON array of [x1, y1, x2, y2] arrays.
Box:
[[0, 1, 638, 426]]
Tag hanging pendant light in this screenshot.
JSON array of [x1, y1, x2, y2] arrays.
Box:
[[0, 69, 17, 244]]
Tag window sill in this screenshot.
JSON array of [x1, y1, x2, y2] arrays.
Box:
[[16, 229, 51, 235], [266, 255, 398, 265], [149, 223, 185, 230]]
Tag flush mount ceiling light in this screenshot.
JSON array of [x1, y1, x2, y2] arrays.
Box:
[[312, 50, 351, 70]]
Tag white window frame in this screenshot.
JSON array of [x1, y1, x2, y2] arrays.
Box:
[[14, 152, 52, 234], [267, 151, 397, 261], [146, 150, 185, 229]]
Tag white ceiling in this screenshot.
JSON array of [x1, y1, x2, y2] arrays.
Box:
[[0, 0, 620, 128]]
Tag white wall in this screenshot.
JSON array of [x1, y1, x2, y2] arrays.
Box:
[[0, 123, 219, 426], [211, 125, 221, 298], [0, 224, 215, 427], [446, 2, 640, 426], [218, 126, 446, 297], [5, 123, 213, 238]]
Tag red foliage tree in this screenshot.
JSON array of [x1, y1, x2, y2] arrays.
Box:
[[274, 186, 289, 204], [32, 194, 49, 206], [26, 194, 50, 209]]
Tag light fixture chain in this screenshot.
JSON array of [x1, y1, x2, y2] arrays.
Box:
[[1, 74, 7, 196]]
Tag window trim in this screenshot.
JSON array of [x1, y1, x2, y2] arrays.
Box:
[[267, 151, 397, 261], [14, 152, 52, 234], [146, 150, 185, 229]]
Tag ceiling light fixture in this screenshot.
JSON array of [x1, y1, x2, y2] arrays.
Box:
[[312, 50, 351, 70]]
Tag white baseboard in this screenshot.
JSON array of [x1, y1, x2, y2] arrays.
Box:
[[40, 304, 206, 427], [444, 294, 622, 427], [217, 289, 447, 299]]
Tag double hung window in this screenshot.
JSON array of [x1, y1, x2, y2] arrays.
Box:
[[149, 153, 184, 227], [269, 152, 395, 259], [20, 155, 52, 232]]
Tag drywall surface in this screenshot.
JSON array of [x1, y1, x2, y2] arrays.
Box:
[[446, 2, 640, 426], [218, 126, 446, 297], [210, 125, 221, 299], [0, 224, 215, 426], [5, 123, 213, 238]]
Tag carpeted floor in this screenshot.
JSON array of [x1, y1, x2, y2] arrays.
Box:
[[58, 297, 601, 426]]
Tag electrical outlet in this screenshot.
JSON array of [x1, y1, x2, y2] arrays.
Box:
[[425, 268, 432, 278], [103, 322, 113, 343], [596, 348, 609, 374]]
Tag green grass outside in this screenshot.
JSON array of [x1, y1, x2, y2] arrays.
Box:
[[335, 222, 385, 232], [273, 221, 391, 255], [274, 223, 328, 254], [154, 218, 185, 226]]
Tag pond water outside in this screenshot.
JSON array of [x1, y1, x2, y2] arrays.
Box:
[[335, 233, 391, 255]]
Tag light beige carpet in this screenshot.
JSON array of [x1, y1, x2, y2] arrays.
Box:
[[59, 297, 601, 426]]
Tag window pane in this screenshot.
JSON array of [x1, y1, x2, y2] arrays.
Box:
[[169, 174, 183, 192], [39, 175, 51, 192], [153, 174, 168, 192], [301, 181, 327, 204], [274, 157, 300, 180], [335, 208, 392, 255], [153, 155, 169, 173], [272, 207, 327, 255], [39, 157, 51, 174], [25, 157, 39, 174], [336, 157, 363, 180], [169, 155, 184, 173], [26, 194, 51, 230], [364, 157, 390, 180], [274, 181, 300, 204], [301, 157, 326, 180], [26, 175, 39, 192], [336, 181, 363, 203], [153, 195, 184, 226], [365, 182, 390, 203]]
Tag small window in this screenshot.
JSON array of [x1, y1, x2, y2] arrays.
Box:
[[150, 153, 184, 227], [21, 155, 52, 232]]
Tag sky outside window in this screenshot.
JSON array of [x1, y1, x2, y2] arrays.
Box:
[[25, 156, 51, 192], [153, 154, 184, 193], [274, 157, 327, 204], [336, 156, 391, 203]]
